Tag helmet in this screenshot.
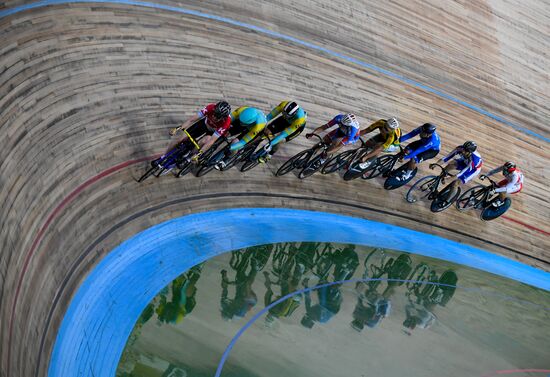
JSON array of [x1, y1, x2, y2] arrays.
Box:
[[386, 117, 400, 130], [214, 101, 231, 119], [341, 113, 357, 127], [503, 161, 516, 176], [282, 101, 300, 119], [462, 141, 477, 153], [421, 123, 436, 135], [239, 107, 257, 126]]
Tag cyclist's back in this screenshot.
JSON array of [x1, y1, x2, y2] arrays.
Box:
[[229, 106, 267, 151]]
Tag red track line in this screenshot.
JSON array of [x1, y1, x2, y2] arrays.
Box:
[[480, 369, 550, 377], [6, 155, 155, 376], [5, 154, 548, 374], [502, 215, 550, 236]]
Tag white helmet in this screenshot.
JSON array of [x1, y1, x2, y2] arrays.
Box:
[[341, 113, 358, 127], [386, 117, 400, 130]]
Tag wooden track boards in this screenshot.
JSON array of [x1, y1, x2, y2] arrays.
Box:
[[0, 1, 549, 376]]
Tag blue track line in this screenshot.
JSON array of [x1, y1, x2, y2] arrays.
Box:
[[1, 0, 548, 144]]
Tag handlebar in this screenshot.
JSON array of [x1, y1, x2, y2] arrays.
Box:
[[480, 174, 498, 187], [429, 163, 453, 177]]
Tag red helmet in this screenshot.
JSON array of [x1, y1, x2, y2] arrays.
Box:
[[503, 161, 516, 176]]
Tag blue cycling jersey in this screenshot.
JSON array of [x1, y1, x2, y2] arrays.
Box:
[[328, 114, 360, 144], [400, 127, 441, 160]]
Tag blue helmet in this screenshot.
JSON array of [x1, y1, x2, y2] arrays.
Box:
[[239, 108, 257, 126]]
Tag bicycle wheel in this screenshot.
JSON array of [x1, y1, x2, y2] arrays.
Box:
[[343, 159, 373, 181], [480, 198, 511, 221], [455, 185, 488, 211], [321, 150, 355, 175], [384, 167, 417, 190], [430, 186, 461, 213], [175, 158, 193, 178], [437, 270, 458, 307], [406, 175, 437, 203], [276, 149, 311, 176], [138, 165, 160, 182], [240, 158, 259, 172], [298, 153, 326, 179], [362, 155, 393, 180]]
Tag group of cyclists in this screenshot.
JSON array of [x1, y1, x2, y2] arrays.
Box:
[[152, 99, 524, 212]]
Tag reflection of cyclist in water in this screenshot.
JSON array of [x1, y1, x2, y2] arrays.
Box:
[[156, 264, 203, 324], [264, 252, 306, 324], [301, 245, 359, 328], [220, 248, 266, 320], [351, 287, 392, 331], [402, 299, 437, 334]]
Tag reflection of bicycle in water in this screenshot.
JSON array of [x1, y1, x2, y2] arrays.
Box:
[[154, 264, 203, 325], [221, 246, 272, 320], [301, 245, 360, 329], [406, 264, 458, 309]]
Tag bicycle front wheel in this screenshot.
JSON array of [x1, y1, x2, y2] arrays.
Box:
[[298, 154, 326, 179], [138, 165, 160, 182], [362, 155, 393, 180], [406, 175, 437, 203], [276, 150, 310, 177], [455, 185, 487, 211]]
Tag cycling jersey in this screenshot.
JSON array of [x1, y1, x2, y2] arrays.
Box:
[[400, 127, 441, 162], [229, 107, 267, 151], [198, 103, 232, 136], [496, 168, 524, 194], [442, 147, 483, 184], [362, 119, 401, 150], [327, 114, 360, 145], [266, 101, 307, 146]]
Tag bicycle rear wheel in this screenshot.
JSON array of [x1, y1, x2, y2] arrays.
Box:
[[406, 175, 437, 203], [455, 185, 487, 211], [480, 198, 511, 221], [276, 149, 310, 176], [321, 150, 354, 175]]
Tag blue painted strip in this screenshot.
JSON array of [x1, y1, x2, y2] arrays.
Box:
[[214, 277, 550, 377], [1, 0, 548, 144], [47, 208, 550, 377]]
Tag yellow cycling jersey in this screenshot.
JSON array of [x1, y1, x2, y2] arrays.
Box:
[[362, 119, 401, 150], [267, 101, 307, 133]]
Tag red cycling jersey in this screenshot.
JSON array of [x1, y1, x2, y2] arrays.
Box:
[[199, 104, 231, 136]]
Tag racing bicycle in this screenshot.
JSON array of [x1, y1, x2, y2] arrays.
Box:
[[406, 163, 461, 213]]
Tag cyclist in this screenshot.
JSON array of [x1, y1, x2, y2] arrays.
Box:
[[305, 113, 361, 163], [258, 101, 307, 163], [216, 106, 267, 169], [480, 161, 524, 206], [396, 122, 441, 181], [155, 101, 232, 167], [430, 140, 482, 195], [356, 117, 401, 170]]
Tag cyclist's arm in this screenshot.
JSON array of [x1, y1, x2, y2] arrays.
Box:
[[400, 127, 420, 143], [359, 119, 384, 136], [266, 102, 285, 122], [485, 165, 502, 177], [440, 148, 458, 164], [173, 114, 201, 134], [403, 138, 436, 160]]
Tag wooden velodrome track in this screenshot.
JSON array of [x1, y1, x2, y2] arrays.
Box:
[[0, 1, 549, 376]]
